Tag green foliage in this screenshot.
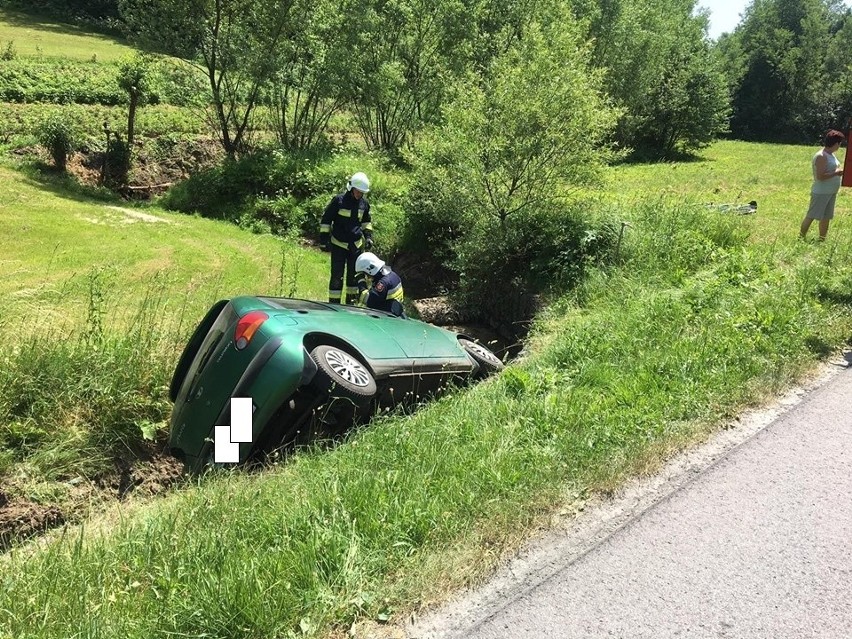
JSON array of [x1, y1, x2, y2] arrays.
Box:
[[406, 10, 619, 319], [454, 204, 620, 317], [0, 38, 15, 60], [162, 147, 408, 243], [116, 53, 151, 102], [623, 199, 752, 285], [0, 103, 207, 152], [0, 57, 207, 106], [341, 0, 473, 151], [721, 0, 852, 142], [584, 0, 730, 157], [120, 0, 296, 157], [0, 277, 175, 481], [0, 58, 125, 104], [37, 112, 76, 169], [632, 34, 731, 158], [266, 0, 346, 150]]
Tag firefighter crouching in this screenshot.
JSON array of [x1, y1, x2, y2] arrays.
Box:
[[319, 172, 374, 304], [354, 252, 405, 317]]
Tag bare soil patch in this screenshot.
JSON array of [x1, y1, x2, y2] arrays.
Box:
[[0, 492, 64, 551], [0, 438, 185, 552]]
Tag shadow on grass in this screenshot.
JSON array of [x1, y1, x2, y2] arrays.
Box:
[[18, 160, 124, 207], [0, 7, 125, 41], [804, 335, 835, 357], [815, 286, 852, 308]]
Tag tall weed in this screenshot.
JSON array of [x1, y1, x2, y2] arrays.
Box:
[[0, 278, 185, 482]]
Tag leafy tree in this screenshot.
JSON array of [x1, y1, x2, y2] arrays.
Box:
[[116, 53, 153, 150], [120, 0, 294, 157], [634, 25, 731, 157], [336, 0, 473, 152], [582, 0, 730, 157], [407, 10, 619, 314], [267, 0, 345, 150], [722, 0, 851, 141]]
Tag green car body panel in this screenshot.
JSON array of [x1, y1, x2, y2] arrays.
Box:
[[168, 296, 492, 472]]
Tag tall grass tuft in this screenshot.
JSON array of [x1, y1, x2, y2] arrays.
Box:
[[0, 274, 186, 484]]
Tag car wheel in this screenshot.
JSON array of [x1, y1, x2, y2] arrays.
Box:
[[459, 338, 505, 377], [309, 345, 377, 406]]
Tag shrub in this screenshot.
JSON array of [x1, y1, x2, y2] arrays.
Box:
[[403, 10, 618, 326], [1, 40, 16, 61], [252, 193, 309, 235], [161, 147, 409, 246], [37, 114, 76, 170], [453, 203, 620, 329], [103, 135, 131, 186]]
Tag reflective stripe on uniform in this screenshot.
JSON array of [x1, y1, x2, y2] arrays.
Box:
[[330, 236, 363, 250], [386, 283, 404, 301], [362, 221, 373, 231], [336, 207, 352, 218], [319, 223, 331, 233]]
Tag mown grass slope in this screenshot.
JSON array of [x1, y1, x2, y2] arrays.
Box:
[[0, 165, 327, 321], [0, 9, 134, 61]]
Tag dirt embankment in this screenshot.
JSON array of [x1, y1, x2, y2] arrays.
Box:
[[0, 439, 184, 552]]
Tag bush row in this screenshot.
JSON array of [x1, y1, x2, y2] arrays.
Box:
[[160, 148, 409, 252], [0, 58, 207, 107], [0, 102, 208, 146]]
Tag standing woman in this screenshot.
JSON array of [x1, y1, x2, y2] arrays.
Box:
[[319, 172, 374, 303], [800, 130, 845, 241]]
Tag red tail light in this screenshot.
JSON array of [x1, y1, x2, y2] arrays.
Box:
[[234, 311, 268, 350]]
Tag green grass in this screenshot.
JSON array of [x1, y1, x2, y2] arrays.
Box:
[[0, 165, 327, 318], [2, 141, 852, 637], [609, 139, 850, 245], [0, 8, 134, 61]]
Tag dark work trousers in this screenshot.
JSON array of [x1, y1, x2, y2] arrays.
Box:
[[328, 244, 362, 304]]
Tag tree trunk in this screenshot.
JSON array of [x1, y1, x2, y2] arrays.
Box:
[[127, 89, 138, 150]]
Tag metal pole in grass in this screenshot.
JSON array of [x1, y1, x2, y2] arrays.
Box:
[[101, 121, 110, 185], [615, 221, 630, 263]]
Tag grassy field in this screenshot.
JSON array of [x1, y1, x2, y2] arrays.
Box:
[[0, 8, 134, 61], [611, 139, 850, 245], [1, 140, 852, 638], [0, 164, 328, 323]]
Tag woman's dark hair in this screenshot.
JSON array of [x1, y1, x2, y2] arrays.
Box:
[[824, 130, 845, 147]]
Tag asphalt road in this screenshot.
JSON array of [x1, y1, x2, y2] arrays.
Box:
[[410, 359, 852, 639]]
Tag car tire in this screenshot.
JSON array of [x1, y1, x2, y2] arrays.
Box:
[[459, 338, 505, 377], [309, 345, 377, 406]]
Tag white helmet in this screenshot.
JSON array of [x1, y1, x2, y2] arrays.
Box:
[[355, 251, 385, 276], [348, 171, 370, 193]]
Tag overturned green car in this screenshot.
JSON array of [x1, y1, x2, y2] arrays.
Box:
[[168, 296, 504, 472]]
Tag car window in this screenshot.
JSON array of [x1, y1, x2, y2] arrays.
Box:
[[260, 297, 333, 312], [177, 303, 237, 403]]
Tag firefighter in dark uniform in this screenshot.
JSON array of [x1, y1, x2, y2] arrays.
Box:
[[354, 252, 405, 317], [319, 172, 374, 304]]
